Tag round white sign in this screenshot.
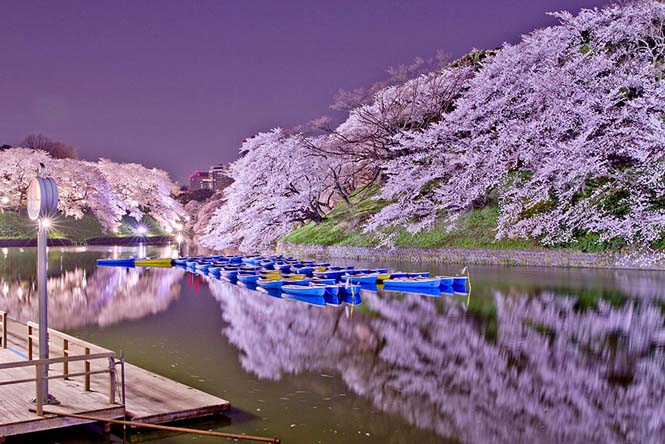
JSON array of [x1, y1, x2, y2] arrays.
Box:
[[27, 177, 58, 221]]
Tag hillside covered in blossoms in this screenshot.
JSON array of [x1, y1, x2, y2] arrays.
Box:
[[198, 1, 665, 256]]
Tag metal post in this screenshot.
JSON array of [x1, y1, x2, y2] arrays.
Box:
[[37, 221, 48, 406]]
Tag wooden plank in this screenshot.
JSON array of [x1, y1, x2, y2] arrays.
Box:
[[0, 317, 230, 438]]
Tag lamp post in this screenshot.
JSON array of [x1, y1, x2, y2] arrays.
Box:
[[26, 164, 58, 412]]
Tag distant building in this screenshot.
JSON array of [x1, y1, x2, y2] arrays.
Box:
[[189, 171, 211, 190], [209, 164, 232, 191]]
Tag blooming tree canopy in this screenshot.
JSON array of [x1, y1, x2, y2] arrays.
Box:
[[0, 148, 184, 231], [370, 1, 665, 247]]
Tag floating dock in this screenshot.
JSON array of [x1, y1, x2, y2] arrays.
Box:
[[0, 311, 230, 438]]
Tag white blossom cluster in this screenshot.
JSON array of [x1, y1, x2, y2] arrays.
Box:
[[369, 1, 665, 248], [0, 148, 184, 230]]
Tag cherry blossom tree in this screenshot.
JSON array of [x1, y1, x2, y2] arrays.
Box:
[[0, 148, 50, 209], [96, 158, 184, 229], [369, 1, 665, 248], [0, 148, 183, 231], [201, 129, 340, 251]]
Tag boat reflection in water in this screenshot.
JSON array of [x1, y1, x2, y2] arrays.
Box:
[[208, 277, 665, 444]]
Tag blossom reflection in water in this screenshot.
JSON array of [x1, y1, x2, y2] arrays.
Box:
[[208, 279, 665, 444], [0, 266, 185, 330]]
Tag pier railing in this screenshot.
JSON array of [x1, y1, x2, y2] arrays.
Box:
[[0, 310, 7, 348], [0, 316, 118, 416]]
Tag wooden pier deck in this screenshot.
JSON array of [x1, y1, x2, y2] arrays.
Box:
[[0, 311, 230, 438]]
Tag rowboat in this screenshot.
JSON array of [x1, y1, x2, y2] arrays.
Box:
[[311, 278, 337, 285], [238, 274, 260, 284], [282, 285, 326, 297], [453, 276, 469, 287], [136, 258, 172, 268], [284, 278, 312, 286], [341, 290, 362, 305], [406, 272, 430, 278], [281, 273, 306, 280], [383, 277, 442, 288], [436, 276, 455, 287], [97, 258, 135, 267], [313, 270, 345, 280], [341, 273, 378, 285], [383, 286, 442, 297], [221, 270, 238, 278], [257, 279, 283, 289], [284, 293, 327, 307], [323, 293, 342, 306]]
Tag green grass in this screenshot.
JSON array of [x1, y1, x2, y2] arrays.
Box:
[[0, 210, 166, 243], [283, 192, 540, 250]]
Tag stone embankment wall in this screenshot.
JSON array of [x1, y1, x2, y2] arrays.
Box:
[[276, 242, 665, 271]]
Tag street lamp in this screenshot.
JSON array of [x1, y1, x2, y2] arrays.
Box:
[[26, 164, 59, 414]]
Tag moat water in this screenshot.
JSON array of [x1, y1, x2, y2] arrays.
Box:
[[1, 245, 664, 444]]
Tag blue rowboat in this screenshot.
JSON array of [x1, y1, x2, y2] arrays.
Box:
[[208, 266, 223, 275], [185, 260, 199, 268], [323, 292, 342, 306], [282, 285, 326, 297], [383, 286, 442, 297], [173, 258, 188, 266], [275, 264, 291, 273], [285, 278, 313, 286], [453, 276, 469, 287], [372, 268, 389, 273], [339, 284, 361, 295], [196, 262, 211, 271], [342, 274, 378, 285], [341, 290, 362, 305], [238, 274, 260, 284], [437, 276, 455, 287], [313, 270, 344, 280], [285, 293, 327, 307], [383, 277, 441, 288], [311, 283, 341, 297], [407, 272, 430, 278], [390, 272, 408, 279], [257, 279, 283, 289], [311, 278, 336, 285], [97, 258, 135, 267], [257, 287, 283, 298], [293, 266, 314, 276]]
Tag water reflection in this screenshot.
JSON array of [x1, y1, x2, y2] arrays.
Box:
[[208, 278, 665, 444], [0, 246, 185, 329]]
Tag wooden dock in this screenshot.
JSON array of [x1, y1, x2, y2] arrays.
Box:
[[0, 311, 230, 438]]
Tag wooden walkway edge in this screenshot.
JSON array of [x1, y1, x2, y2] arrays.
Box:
[[0, 312, 230, 438]]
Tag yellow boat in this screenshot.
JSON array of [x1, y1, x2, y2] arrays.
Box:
[[377, 273, 391, 282], [134, 258, 173, 268], [259, 273, 282, 281], [313, 266, 328, 272], [281, 273, 306, 280]]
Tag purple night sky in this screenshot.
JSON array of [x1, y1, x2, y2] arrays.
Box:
[[1, 0, 610, 183]]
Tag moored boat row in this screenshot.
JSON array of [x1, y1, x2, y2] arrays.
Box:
[[97, 253, 470, 304]]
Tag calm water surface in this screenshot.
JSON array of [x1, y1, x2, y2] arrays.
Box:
[[1, 245, 664, 444]]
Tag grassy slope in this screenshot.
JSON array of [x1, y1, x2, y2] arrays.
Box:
[[283, 190, 539, 250], [0, 211, 166, 243]]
